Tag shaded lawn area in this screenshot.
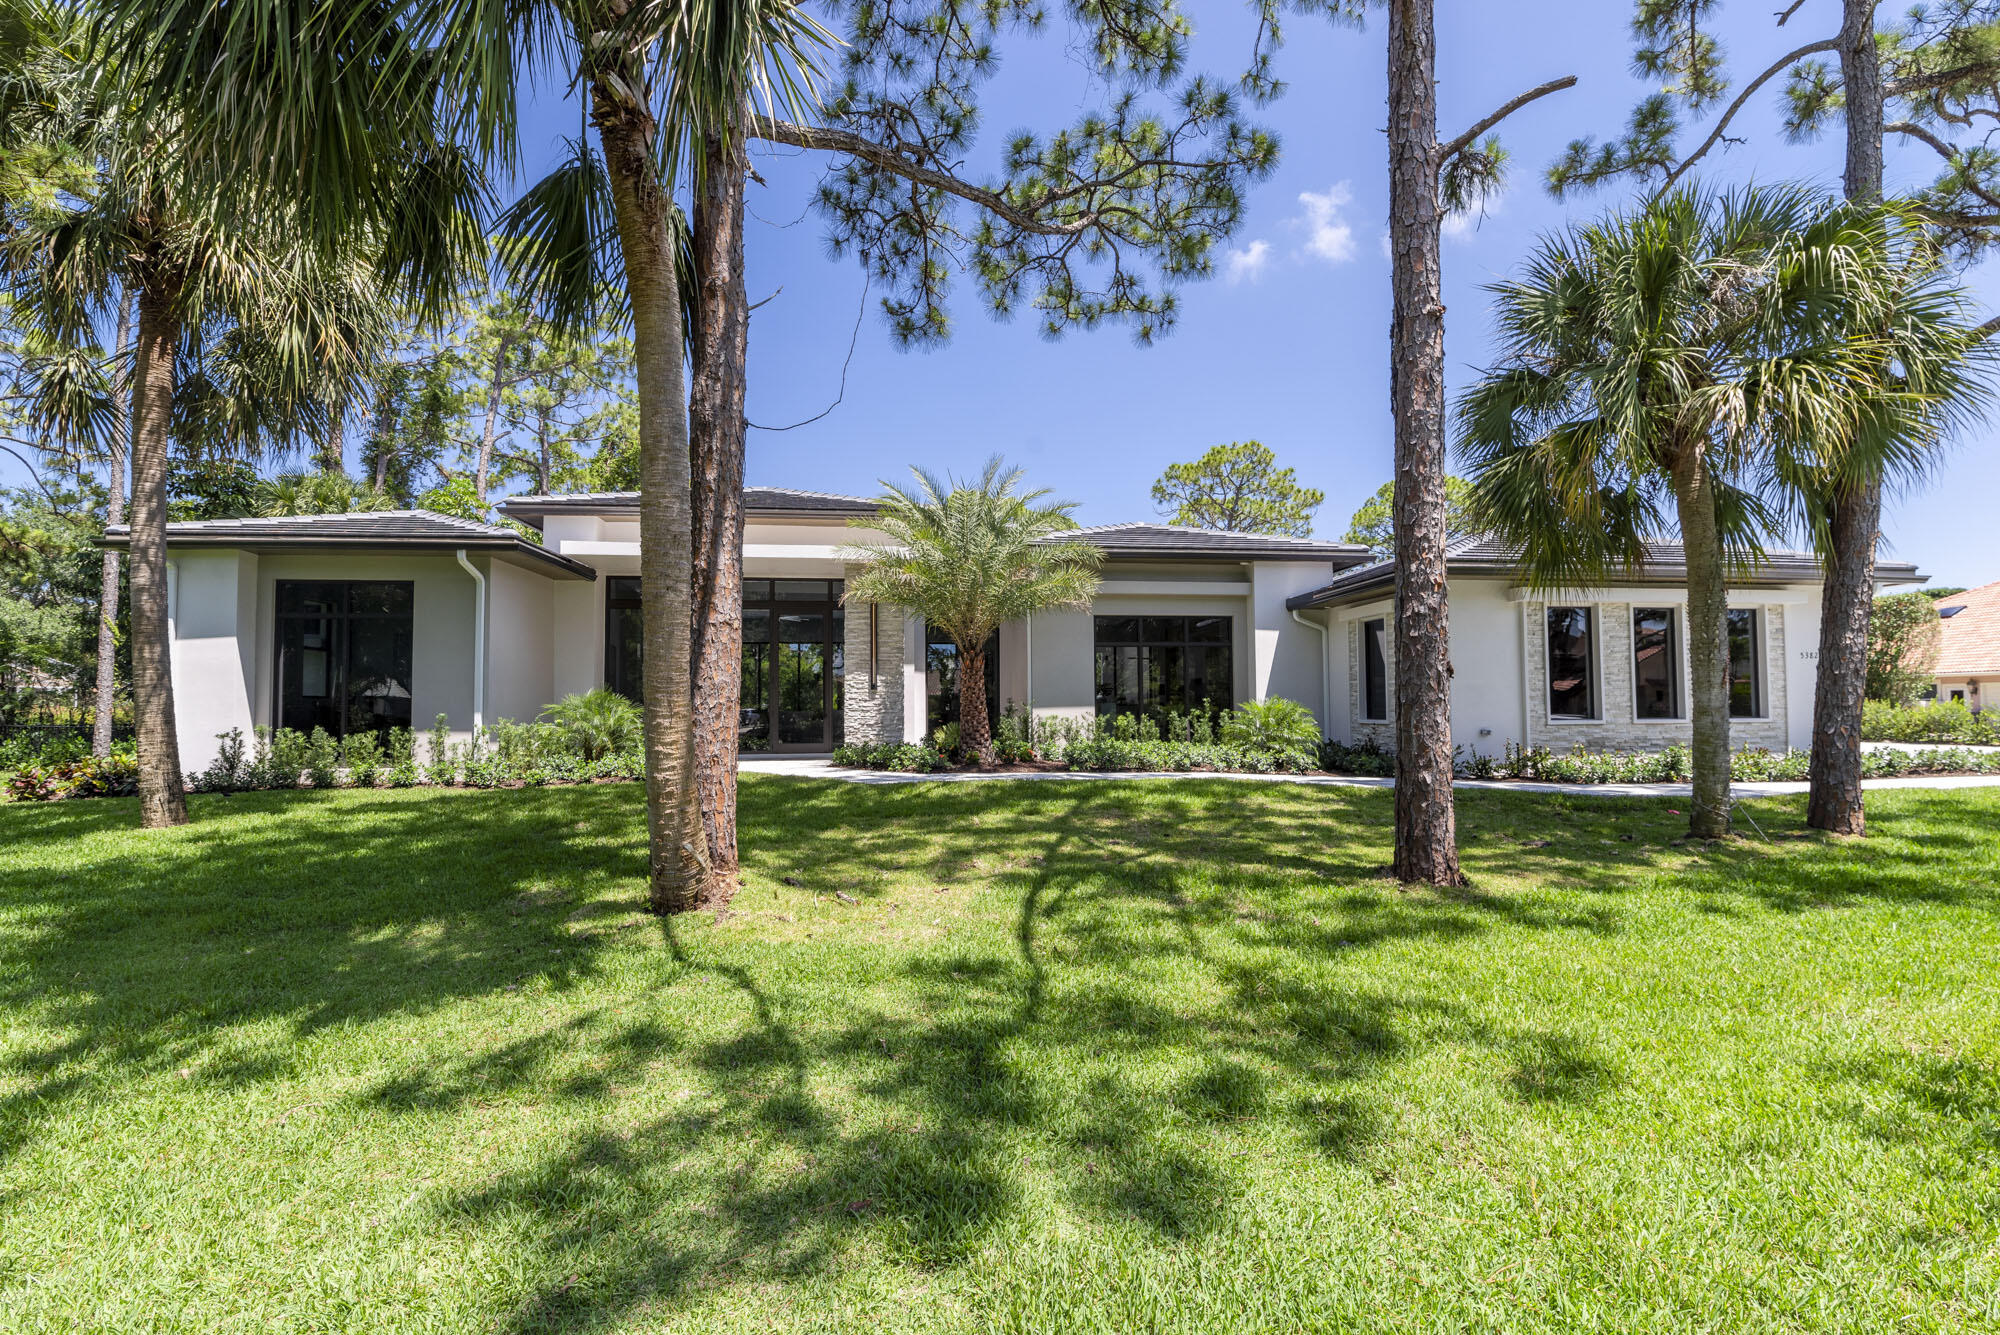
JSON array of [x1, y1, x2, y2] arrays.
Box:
[[1, 779, 1997, 1333]]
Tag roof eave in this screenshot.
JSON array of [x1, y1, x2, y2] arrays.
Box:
[[98, 531, 598, 580]]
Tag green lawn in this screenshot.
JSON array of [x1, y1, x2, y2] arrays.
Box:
[[1, 778, 1997, 1333]]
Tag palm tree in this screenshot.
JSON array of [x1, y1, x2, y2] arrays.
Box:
[[1456, 186, 1894, 841], [99, 0, 822, 908], [843, 459, 1101, 765], [1767, 209, 1995, 832]]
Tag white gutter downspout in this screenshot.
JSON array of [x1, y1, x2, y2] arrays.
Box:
[[1290, 608, 1330, 733], [455, 549, 486, 733], [1025, 612, 1033, 717]]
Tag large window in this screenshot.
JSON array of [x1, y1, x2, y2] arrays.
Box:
[[606, 576, 844, 750], [1546, 606, 1596, 719], [1093, 615, 1233, 724], [1361, 617, 1388, 721], [926, 629, 998, 738], [1727, 608, 1763, 718], [276, 581, 414, 739], [1632, 607, 1680, 720]]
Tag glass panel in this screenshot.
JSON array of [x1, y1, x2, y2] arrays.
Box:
[[1146, 645, 1185, 718], [742, 608, 771, 645], [278, 616, 342, 734], [607, 575, 642, 608], [1115, 645, 1141, 717], [777, 613, 827, 744], [1363, 619, 1387, 720], [345, 615, 413, 735], [1188, 616, 1231, 643], [278, 581, 345, 616], [1546, 607, 1595, 718], [1201, 645, 1233, 715], [831, 607, 845, 747], [1094, 616, 1141, 644], [775, 580, 827, 602], [1142, 617, 1183, 643], [347, 582, 412, 616], [1728, 609, 1761, 718], [606, 605, 643, 703], [742, 579, 772, 603], [927, 639, 960, 730], [739, 644, 770, 751], [1633, 608, 1678, 720]]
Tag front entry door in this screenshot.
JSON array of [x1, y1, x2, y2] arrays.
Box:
[[741, 579, 843, 753]]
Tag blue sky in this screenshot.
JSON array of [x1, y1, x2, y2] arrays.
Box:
[[13, 1, 1999, 586]]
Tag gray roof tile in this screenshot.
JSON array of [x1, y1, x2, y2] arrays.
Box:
[[103, 510, 597, 579]]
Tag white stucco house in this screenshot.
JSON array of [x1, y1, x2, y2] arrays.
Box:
[[112, 486, 1924, 774]]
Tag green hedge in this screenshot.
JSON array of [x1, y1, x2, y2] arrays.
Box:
[[1862, 698, 2000, 746]]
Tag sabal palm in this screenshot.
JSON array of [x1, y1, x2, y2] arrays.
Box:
[[1, 5, 395, 826], [1457, 186, 1899, 840], [844, 458, 1101, 764], [100, 0, 823, 908]]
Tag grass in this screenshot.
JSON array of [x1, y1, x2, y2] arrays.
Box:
[[1, 777, 1997, 1333]]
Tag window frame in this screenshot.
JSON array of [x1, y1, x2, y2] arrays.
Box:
[[1629, 605, 1684, 723], [271, 579, 416, 740], [1091, 614, 1234, 725], [1359, 617, 1389, 723], [1727, 607, 1767, 720], [1544, 604, 1600, 722]]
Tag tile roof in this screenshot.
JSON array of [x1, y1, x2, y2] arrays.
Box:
[[1935, 579, 2000, 676], [1288, 535, 1925, 609], [103, 510, 597, 579], [1048, 522, 1373, 563]]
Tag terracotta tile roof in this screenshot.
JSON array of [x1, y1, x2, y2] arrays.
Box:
[[1935, 580, 2000, 676]]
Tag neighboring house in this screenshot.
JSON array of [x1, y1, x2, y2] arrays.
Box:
[[1933, 580, 2000, 712], [108, 489, 1924, 774]]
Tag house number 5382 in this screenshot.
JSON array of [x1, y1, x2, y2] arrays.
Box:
[[1799, 650, 1818, 661]]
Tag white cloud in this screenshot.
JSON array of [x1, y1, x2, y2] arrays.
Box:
[[1297, 183, 1358, 264], [1224, 239, 1271, 284]]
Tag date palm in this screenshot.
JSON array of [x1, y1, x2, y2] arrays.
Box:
[[843, 459, 1101, 765], [100, 0, 822, 907], [1457, 186, 1897, 841]]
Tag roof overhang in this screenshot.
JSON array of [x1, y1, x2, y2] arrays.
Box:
[[101, 532, 598, 581], [1287, 559, 1925, 611]]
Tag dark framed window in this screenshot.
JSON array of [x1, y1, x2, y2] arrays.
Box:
[[926, 629, 999, 738], [1546, 606, 1596, 719], [1632, 607, 1680, 720], [1361, 617, 1388, 721], [1093, 615, 1232, 724], [605, 576, 643, 703], [1727, 608, 1763, 718], [275, 580, 414, 739]]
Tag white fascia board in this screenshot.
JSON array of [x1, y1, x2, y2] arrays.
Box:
[[1096, 579, 1253, 596], [1505, 584, 1811, 606]]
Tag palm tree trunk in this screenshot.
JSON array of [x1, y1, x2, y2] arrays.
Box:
[[130, 264, 188, 828], [1808, 0, 1887, 836], [960, 639, 992, 764], [92, 286, 135, 759], [1386, 0, 1461, 886], [690, 131, 750, 876], [1673, 446, 1732, 840], [593, 80, 712, 913]]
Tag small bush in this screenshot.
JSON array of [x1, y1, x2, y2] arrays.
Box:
[[1222, 697, 1321, 762], [1862, 698, 1999, 746], [342, 733, 383, 788], [1320, 738, 1394, 777], [303, 728, 342, 789], [930, 721, 961, 758], [541, 689, 641, 762], [6, 753, 139, 801]]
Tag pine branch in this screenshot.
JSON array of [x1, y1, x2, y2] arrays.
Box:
[[1439, 75, 1579, 163], [1887, 119, 2000, 211], [1660, 36, 1841, 191]]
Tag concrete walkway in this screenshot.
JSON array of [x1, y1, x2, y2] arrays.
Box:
[[738, 755, 2000, 800]]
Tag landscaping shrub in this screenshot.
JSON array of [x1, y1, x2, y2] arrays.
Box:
[[5, 753, 139, 801], [540, 688, 641, 762], [1862, 698, 2000, 746], [341, 733, 383, 789], [1222, 697, 1321, 760], [1320, 739, 1394, 777], [303, 728, 342, 789]]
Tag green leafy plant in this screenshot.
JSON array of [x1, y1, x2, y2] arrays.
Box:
[[540, 689, 641, 762], [303, 728, 342, 789], [1221, 697, 1321, 758], [341, 733, 383, 789]]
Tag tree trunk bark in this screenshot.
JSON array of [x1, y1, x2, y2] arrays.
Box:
[[93, 286, 135, 758], [1808, 0, 1887, 835], [1385, 0, 1461, 886], [592, 78, 712, 913], [1673, 446, 1733, 840], [475, 338, 506, 505], [690, 131, 750, 876], [959, 639, 992, 764], [129, 264, 188, 828]]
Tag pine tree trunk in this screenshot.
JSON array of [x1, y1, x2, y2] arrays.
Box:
[[593, 79, 712, 912], [960, 640, 993, 764], [1673, 445, 1733, 840], [1808, 0, 1887, 835], [690, 131, 750, 877], [475, 338, 506, 506], [1385, 0, 1461, 886], [129, 264, 188, 828], [93, 287, 135, 759]]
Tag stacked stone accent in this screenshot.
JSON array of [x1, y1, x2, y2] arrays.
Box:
[[841, 584, 906, 745]]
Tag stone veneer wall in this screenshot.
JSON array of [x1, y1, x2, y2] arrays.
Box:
[[1345, 615, 1398, 750], [1519, 599, 1788, 753], [841, 583, 906, 745]]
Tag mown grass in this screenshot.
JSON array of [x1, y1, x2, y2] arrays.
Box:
[[1, 777, 1997, 1333]]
